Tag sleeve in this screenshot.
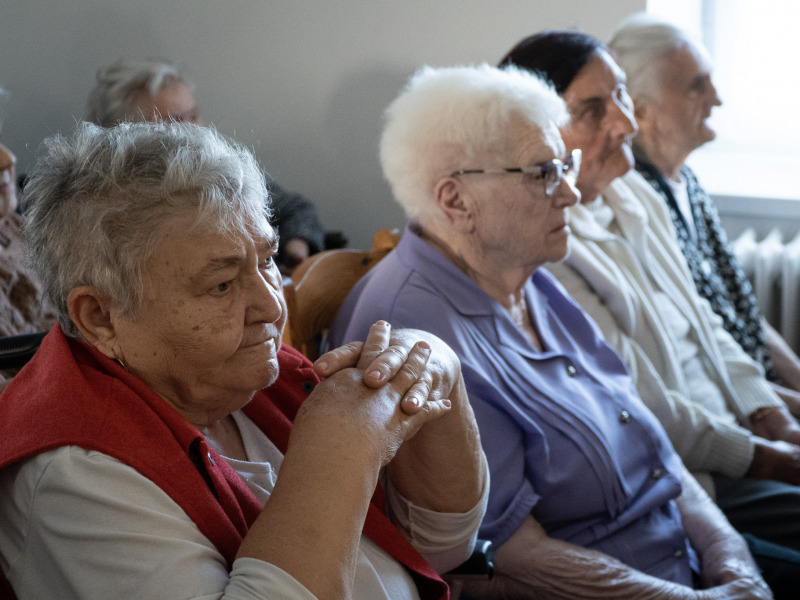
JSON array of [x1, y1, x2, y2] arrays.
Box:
[[0, 447, 316, 600], [383, 453, 489, 573], [545, 262, 754, 478], [626, 171, 783, 424], [699, 294, 784, 421]]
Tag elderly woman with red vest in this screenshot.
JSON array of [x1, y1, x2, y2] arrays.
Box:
[[0, 121, 487, 599]]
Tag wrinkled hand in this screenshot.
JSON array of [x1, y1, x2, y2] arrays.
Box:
[[302, 321, 453, 466], [698, 536, 771, 598], [770, 383, 800, 418], [747, 437, 800, 485], [695, 578, 773, 600], [750, 404, 800, 446], [315, 321, 461, 415]]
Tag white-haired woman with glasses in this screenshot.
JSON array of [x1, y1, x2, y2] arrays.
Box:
[[0, 120, 488, 599], [328, 64, 770, 598]]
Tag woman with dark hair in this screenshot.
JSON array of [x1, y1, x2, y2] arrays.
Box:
[[502, 29, 800, 597], [498, 30, 604, 95]]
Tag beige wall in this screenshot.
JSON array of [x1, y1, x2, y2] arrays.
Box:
[[1, 0, 644, 248]]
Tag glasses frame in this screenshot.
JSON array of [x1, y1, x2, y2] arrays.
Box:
[[450, 148, 581, 197]]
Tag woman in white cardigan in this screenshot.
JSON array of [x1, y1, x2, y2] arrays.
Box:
[[500, 30, 800, 556]]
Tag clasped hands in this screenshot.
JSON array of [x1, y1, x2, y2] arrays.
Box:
[[300, 321, 462, 467]]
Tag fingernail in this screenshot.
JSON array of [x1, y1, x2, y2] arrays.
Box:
[[442, 399, 452, 408], [316, 360, 329, 372], [368, 370, 385, 382]]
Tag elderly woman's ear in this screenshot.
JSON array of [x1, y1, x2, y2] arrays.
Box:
[[433, 176, 475, 232], [67, 285, 121, 359]]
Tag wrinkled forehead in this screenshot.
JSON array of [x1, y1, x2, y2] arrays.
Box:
[[569, 50, 626, 96], [511, 119, 565, 164], [658, 42, 714, 82]]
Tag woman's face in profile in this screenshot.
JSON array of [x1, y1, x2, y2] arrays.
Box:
[[559, 50, 637, 200], [109, 210, 286, 425], [0, 141, 17, 217]]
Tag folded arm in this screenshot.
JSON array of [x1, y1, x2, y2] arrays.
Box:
[[674, 465, 771, 597], [462, 510, 770, 600], [239, 324, 454, 598]]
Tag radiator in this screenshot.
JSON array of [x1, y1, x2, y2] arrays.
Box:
[[731, 228, 800, 352]]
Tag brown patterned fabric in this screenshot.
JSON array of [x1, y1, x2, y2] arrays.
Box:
[[0, 213, 57, 386]]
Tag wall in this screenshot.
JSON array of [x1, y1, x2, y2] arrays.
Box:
[[716, 195, 800, 243], [1, 0, 644, 249]]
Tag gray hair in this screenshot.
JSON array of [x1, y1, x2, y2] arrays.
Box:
[[85, 59, 192, 127], [22, 121, 270, 337], [380, 64, 568, 227], [608, 13, 694, 102]]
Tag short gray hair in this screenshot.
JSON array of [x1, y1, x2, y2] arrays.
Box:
[[380, 64, 568, 227], [85, 58, 192, 127], [22, 121, 270, 337], [608, 13, 694, 102]]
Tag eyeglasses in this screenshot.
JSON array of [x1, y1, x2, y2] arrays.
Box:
[[449, 149, 581, 197]]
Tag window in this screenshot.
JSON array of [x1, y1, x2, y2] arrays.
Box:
[[647, 0, 800, 201]]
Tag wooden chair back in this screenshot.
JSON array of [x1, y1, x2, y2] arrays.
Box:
[[282, 228, 401, 360]]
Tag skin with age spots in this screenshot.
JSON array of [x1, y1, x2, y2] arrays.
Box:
[[107, 210, 285, 429], [559, 50, 638, 204]]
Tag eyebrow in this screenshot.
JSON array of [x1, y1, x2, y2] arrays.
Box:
[[190, 254, 246, 286], [263, 229, 279, 250], [688, 74, 709, 87], [569, 96, 605, 114]]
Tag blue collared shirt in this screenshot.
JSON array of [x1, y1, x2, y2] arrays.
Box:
[[327, 226, 697, 585]]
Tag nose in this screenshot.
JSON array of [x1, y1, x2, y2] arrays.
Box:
[[554, 177, 580, 208], [710, 82, 722, 107], [607, 93, 638, 138], [246, 265, 285, 326], [0, 142, 16, 173]]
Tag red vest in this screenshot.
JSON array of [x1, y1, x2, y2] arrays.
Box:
[[0, 326, 448, 600]]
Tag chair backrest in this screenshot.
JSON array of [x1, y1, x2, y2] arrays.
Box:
[[0, 331, 47, 372], [283, 228, 401, 360]]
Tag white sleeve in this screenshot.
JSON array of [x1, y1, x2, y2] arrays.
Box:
[[0, 446, 316, 600], [382, 455, 489, 574]]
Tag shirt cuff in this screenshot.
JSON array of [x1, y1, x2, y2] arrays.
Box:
[[383, 459, 489, 573], [725, 373, 784, 422], [703, 422, 755, 478], [227, 557, 318, 600]]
